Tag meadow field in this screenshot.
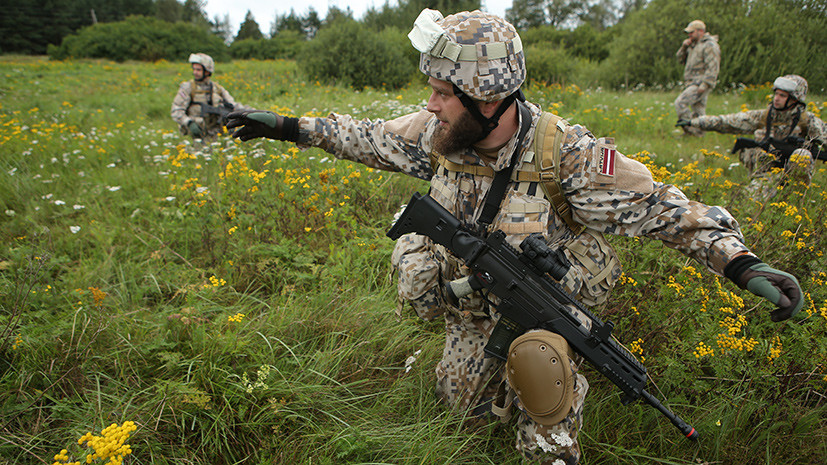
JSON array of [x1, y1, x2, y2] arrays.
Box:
[[0, 56, 825, 464]]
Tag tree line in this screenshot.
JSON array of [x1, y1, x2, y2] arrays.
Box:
[[4, 0, 825, 91]]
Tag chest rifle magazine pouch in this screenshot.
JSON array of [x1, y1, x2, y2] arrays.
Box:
[[391, 233, 446, 321]]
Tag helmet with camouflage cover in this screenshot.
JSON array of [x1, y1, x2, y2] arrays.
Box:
[[773, 74, 807, 104], [409, 9, 525, 103], [188, 53, 215, 75]]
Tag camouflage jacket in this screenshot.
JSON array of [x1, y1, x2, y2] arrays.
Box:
[[676, 33, 720, 91], [170, 79, 245, 133], [296, 102, 750, 312], [692, 107, 827, 143]]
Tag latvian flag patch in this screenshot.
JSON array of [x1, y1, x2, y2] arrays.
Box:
[[599, 146, 616, 176]]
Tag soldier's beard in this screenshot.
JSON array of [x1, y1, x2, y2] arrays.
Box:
[[432, 110, 486, 154]]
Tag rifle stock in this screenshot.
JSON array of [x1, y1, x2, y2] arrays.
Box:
[[387, 192, 699, 440]]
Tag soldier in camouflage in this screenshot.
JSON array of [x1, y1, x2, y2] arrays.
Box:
[[678, 74, 825, 199], [170, 53, 248, 140], [226, 10, 803, 464], [674, 20, 720, 136]]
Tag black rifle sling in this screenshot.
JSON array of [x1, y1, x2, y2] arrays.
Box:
[[478, 102, 532, 228]]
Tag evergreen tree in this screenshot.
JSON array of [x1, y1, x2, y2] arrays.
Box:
[[0, 0, 154, 54], [181, 0, 211, 28], [303, 8, 322, 39], [271, 8, 304, 36], [236, 10, 264, 41]]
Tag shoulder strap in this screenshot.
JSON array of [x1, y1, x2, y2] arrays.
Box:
[[478, 103, 533, 228], [533, 112, 582, 232]]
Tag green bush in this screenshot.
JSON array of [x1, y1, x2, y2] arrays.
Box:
[[715, 0, 827, 92], [525, 45, 601, 88], [297, 20, 415, 90], [522, 24, 611, 63], [229, 31, 306, 60], [600, 0, 827, 90], [47, 16, 228, 62]]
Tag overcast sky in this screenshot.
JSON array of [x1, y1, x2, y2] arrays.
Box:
[[203, 0, 514, 37]]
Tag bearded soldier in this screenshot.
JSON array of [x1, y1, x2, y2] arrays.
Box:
[[226, 10, 802, 464], [674, 20, 720, 136], [678, 74, 826, 199], [170, 53, 248, 140]]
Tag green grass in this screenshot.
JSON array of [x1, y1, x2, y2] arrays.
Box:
[[1, 56, 826, 464]]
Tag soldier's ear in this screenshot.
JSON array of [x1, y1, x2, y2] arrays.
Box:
[[478, 99, 502, 118]]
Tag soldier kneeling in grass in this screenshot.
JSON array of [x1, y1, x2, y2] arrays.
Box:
[[171, 53, 249, 141], [226, 10, 804, 464], [678, 75, 827, 200]]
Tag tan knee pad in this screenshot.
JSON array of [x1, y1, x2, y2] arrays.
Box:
[[506, 330, 574, 425]]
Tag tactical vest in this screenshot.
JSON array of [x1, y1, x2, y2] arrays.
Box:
[[430, 111, 620, 306], [186, 80, 224, 122]]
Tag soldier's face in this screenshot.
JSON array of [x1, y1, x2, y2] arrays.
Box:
[[773, 89, 791, 110], [192, 64, 205, 81], [427, 77, 485, 153], [687, 29, 703, 43]]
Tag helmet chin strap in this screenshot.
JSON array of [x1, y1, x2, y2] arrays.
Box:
[[453, 85, 524, 140], [772, 98, 801, 112]]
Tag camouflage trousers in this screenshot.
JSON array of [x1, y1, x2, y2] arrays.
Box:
[[740, 147, 815, 200], [674, 84, 711, 135], [435, 312, 588, 465]]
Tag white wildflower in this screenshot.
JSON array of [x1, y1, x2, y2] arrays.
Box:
[[5, 210, 15, 217], [54, 200, 65, 205], [107, 186, 121, 192], [73, 204, 85, 210], [404, 349, 422, 373], [69, 226, 81, 234]]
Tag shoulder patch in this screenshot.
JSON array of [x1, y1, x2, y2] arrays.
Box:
[[598, 145, 616, 177], [588, 138, 654, 193], [595, 139, 617, 181]]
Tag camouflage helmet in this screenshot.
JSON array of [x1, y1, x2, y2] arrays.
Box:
[[188, 53, 215, 75], [409, 9, 525, 102], [773, 74, 807, 104]]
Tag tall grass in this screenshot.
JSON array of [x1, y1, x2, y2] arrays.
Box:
[[0, 57, 825, 464]]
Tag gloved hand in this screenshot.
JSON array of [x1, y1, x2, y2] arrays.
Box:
[[724, 255, 803, 322], [225, 110, 300, 142], [675, 119, 691, 127], [187, 121, 203, 138]]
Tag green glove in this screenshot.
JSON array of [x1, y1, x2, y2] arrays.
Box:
[[187, 121, 203, 138], [725, 255, 803, 322], [675, 119, 691, 127], [226, 110, 300, 142]]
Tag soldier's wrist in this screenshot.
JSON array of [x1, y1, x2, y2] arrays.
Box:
[[282, 117, 300, 142], [724, 254, 762, 288]]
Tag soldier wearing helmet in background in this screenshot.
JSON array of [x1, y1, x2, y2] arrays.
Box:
[[225, 10, 802, 464], [674, 20, 720, 136], [171, 53, 249, 140], [678, 74, 826, 199]]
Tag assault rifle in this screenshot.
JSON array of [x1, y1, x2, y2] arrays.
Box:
[[732, 136, 827, 166], [387, 192, 699, 440], [194, 101, 235, 126]]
